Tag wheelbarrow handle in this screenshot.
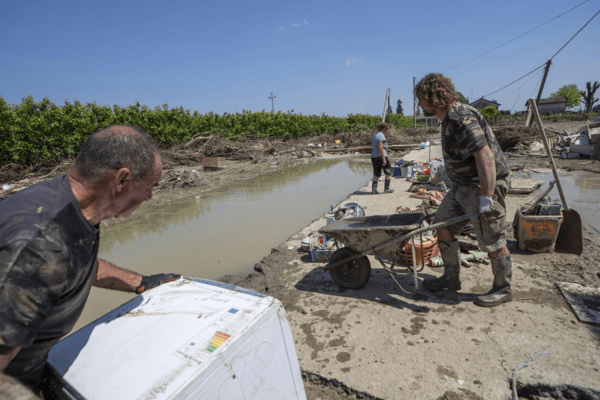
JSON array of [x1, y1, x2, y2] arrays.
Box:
[[323, 212, 478, 271]]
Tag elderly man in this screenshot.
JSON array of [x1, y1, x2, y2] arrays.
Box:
[[0, 125, 179, 397], [414, 73, 513, 307]]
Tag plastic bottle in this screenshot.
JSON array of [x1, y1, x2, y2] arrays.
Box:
[[429, 257, 444, 267]]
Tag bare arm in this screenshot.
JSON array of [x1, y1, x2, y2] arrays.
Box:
[[473, 145, 496, 196], [378, 141, 386, 165], [93, 259, 142, 292]]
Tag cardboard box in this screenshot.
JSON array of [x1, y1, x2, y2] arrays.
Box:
[[46, 278, 306, 400]]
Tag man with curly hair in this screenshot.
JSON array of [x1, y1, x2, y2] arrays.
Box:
[[414, 73, 513, 307]]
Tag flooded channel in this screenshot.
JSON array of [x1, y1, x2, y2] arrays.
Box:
[[528, 169, 600, 234], [74, 158, 372, 331]]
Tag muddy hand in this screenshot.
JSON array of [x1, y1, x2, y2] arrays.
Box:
[[478, 195, 500, 217], [135, 273, 181, 294]]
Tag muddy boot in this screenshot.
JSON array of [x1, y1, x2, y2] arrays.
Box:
[[423, 240, 461, 292], [384, 179, 394, 193], [475, 254, 513, 307], [371, 180, 379, 194]]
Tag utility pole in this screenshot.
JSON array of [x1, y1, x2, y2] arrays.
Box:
[[268, 92, 276, 113], [413, 77, 416, 129], [526, 60, 552, 127], [381, 89, 390, 123]]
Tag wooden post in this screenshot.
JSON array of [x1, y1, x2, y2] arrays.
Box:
[[413, 77, 417, 129], [526, 60, 552, 127], [382, 89, 390, 123]]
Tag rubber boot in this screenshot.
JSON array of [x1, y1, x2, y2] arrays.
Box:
[[423, 240, 461, 292], [475, 254, 513, 307], [384, 178, 394, 193], [371, 180, 379, 194]]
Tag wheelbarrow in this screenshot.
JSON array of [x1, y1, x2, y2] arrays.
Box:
[[318, 211, 477, 293]]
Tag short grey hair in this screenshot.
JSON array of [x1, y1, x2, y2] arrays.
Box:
[[74, 125, 160, 182]]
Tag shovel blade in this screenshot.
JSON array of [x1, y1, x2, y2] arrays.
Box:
[[555, 209, 583, 255]]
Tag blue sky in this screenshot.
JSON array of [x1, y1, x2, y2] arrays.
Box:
[[1, 0, 599, 117]]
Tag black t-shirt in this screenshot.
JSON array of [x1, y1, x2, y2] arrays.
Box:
[[0, 174, 99, 382]]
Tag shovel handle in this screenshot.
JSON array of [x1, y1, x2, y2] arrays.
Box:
[[529, 99, 571, 212]]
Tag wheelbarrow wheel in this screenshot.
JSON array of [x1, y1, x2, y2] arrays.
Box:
[[329, 248, 371, 289]]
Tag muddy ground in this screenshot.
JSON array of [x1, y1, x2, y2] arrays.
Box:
[[2, 120, 600, 399]]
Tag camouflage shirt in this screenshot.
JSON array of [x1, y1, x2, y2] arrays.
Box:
[[0, 174, 99, 382], [441, 102, 511, 189]]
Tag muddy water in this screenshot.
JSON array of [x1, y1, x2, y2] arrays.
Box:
[[73, 158, 373, 331], [526, 169, 600, 233]]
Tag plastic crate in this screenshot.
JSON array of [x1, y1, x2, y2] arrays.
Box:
[[395, 237, 440, 265], [514, 210, 562, 253]]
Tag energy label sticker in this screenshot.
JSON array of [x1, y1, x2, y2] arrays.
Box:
[[173, 308, 251, 367]]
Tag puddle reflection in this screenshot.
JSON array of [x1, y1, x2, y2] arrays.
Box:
[[528, 169, 600, 234]]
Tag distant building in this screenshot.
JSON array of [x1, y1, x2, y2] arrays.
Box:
[[408, 116, 440, 126], [469, 98, 501, 109], [525, 96, 566, 115]]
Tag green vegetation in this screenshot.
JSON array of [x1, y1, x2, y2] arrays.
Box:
[[479, 106, 500, 121], [551, 84, 581, 109], [0, 96, 415, 165]]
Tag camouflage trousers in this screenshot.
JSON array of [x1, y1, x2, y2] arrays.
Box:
[[433, 183, 508, 253]]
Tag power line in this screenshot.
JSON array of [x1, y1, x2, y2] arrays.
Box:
[[484, 63, 546, 98], [442, 0, 591, 72], [549, 8, 600, 60], [483, 8, 600, 99]]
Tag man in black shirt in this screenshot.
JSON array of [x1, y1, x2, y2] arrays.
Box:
[[0, 125, 179, 397]]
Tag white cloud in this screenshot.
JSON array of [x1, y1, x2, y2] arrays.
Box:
[[290, 19, 309, 28], [278, 26, 284, 30], [345, 57, 361, 67]]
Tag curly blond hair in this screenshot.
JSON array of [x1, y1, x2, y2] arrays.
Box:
[[414, 73, 459, 109]]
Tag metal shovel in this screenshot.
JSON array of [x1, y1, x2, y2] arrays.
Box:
[[529, 98, 582, 255]]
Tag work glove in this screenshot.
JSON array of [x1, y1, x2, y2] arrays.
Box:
[[478, 195, 500, 217], [135, 273, 181, 294]]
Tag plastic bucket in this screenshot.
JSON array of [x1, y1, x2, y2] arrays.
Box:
[[400, 166, 413, 178]]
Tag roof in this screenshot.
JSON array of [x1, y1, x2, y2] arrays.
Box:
[[469, 98, 500, 107], [525, 96, 566, 106]]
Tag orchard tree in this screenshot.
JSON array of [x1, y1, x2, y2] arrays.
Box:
[[551, 84, 580, 109], [396, 99, 404, 115], [580, 81, 599, 113]]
